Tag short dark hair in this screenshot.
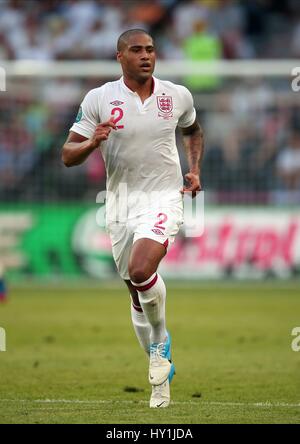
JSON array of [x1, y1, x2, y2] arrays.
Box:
[[117, 29, 152, 51]]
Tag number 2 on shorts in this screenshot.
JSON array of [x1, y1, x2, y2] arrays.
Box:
[[154, 213, 168, 231]]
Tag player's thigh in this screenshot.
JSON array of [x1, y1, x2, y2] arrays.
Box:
[[129, 206, 183, 280], [128, 238, 166, 281]]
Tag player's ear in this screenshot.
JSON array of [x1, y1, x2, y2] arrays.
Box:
[[116, 51, 122, 63]]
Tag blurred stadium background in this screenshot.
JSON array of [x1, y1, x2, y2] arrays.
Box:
[[0, 0, 300, 285]]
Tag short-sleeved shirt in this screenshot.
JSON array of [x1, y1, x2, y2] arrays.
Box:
[[70, 76, 196, 222]]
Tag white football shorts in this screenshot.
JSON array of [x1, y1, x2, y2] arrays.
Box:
[[106, 205, 184, 280]]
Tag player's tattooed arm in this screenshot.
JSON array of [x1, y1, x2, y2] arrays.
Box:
[[62, 118, 116, 167], [180, 120, 204, 195]]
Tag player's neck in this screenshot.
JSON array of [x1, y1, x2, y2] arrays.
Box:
[[123, 76, 154, 103]]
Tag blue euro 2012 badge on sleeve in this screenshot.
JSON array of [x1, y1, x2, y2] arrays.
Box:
[[75, 106, 83, 123]]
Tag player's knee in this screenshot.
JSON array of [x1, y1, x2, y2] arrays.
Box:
[[128, 266, 152, 285]]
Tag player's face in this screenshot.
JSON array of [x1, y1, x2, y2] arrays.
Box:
[[117, 34, 156, 82]]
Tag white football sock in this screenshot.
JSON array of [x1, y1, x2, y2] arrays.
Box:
[[130, 302, 151, 355], [131, 273, 167, 344]]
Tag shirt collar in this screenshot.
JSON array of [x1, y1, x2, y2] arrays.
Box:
[[120, 76, 159, 95]]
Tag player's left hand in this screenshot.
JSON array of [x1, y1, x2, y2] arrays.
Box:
[[181, 172, 201, 198]]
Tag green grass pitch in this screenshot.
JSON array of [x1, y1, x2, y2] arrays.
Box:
[[0, 282, 300, 424]]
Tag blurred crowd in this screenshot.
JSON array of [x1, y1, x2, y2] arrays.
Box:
[[1, 0, 300, 61], [201, 79, 300, 204], [1, 76, 300, 205], [1, 0, 300, 205]]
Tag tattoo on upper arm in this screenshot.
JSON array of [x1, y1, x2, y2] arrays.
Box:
[[181, 120, 202, 136]]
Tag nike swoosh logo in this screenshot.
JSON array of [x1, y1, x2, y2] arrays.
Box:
[[157, 402, 165, 407]]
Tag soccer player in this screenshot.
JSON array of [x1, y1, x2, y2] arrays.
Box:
[[62, 29, 204, 408]]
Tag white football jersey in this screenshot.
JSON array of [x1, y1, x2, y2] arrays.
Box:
[[70, 76, 196, 222]]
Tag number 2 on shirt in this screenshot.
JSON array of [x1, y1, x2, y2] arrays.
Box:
[[111, 107, 124, 129]]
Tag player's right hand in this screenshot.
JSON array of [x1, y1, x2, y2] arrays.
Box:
[[89, 118, 117, 148]]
